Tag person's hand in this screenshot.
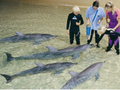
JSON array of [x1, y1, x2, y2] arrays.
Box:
[[107, 28, 114, 30], [106, 24, 109, 28], [97, 20, 101, 24], [109, 28, 114, 33], [66, 30, 69, 35], [76, 22, 80, 26], [87, 20, 90, 25], [113, 28, 115, 31], [110, 30, 114, 33]]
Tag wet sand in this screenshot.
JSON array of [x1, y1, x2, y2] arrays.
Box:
[[0, 0, 120, 89]]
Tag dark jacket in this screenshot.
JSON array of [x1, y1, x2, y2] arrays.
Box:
[[66, 13, 84, 33]]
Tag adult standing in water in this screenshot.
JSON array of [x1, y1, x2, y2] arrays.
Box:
[[105, 1, 120, 55], [86, 0, 105, 48]]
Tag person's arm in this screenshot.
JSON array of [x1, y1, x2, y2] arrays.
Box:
[[113, 19, 120, 31], [98, 8, 105, 24], [66, 14, 70, 34], [106, 15, 109, 27], [97, 17, 103, 24], [98, 30, 109, 43], [106, 16, 109, 23], [80, 15, 84, 25], [113, 9, 120, 31], [76, 15, 84, 26], [112, 31, 120, 36], [98, 34, 104, 43], [106, 29, 120, 36], [86, 8, 90, 25]]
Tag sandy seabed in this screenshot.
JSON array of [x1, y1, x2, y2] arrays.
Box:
[[0, 0, 120, 89]]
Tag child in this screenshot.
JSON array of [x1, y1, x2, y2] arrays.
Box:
[[66, 5, 84, 45], [97, 26, 120, 55], [103, 1, 120, 55]]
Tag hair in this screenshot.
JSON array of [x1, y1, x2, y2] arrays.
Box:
[[105, 1, 115, 15], [105, 1, 114, 8], [97, 26, 106, 35], [92, 0, 99, 7], [72, 5, 80, 13]]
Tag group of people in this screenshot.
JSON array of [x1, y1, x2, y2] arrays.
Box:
[[66, 0, 120, 55]]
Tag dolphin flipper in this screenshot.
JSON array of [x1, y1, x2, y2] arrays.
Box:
[[0, 74, 12, 83], [95, 72, 100, 81], [72, 54, 80, 59], [5, 52, 14, 62], [54, 70, 63, 74], [33, 42, 41, 45]]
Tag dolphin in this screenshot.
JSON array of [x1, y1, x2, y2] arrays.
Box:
[[61, 61, 105, 89], [0, 62, 77, 83], [5, 44, 93, 62], [0, 32, 57, 45]]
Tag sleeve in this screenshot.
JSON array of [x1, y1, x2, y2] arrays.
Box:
[[101, 8, 105, 17], [86, 8, 89, 18], [113, 31, 120, 36], [66, 14, 70, 30], [116, 9, 120, 19], [80, 15, 84, 25], [98, 34, 104, 43]]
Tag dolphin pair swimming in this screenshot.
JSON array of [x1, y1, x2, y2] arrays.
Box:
[[1, 61, 105, 89], [0, 32, 57, 45], [5, 44, 93, 62], [61, 61, 105, 89], [0, 62, 77, 83]]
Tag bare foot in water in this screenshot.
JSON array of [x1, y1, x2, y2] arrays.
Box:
[[94, 43, 97, 46]]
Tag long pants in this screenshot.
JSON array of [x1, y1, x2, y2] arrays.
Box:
[[107, 35, 119, 51], [69, 31, 80, 45], [87, 30, 99, 44]]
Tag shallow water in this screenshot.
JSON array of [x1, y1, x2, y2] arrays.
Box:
[[0, 1, 120, 89]]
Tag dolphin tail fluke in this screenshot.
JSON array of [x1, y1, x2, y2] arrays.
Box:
[[0, 74, 12, 83], [5, 52, 14, 62]]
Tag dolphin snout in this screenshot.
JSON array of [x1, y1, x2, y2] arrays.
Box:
[[73, 63, 78, 65], [90, 44, 94, 46], [51, 35, 58, 39], [104, 61, 106, 63], [89, 44, 94, 47], [54, 35, 58, 37]]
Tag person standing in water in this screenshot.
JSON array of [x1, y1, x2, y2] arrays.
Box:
[[86, 0, 105, 48], [66, 5, 84, 45], [105, 1, 120, 55]]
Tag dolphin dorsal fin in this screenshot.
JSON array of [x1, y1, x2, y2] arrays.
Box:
[[35, 63, 44, 67], [69, 71, 79, 78], [15, 32, 24, 36], [46, 46, 58, 52]]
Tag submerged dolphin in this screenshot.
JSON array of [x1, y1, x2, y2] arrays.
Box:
[[5, 44, 93, 62], [0, 32, 57, 45], [61, 61, 105, 89], [0, 62, 77, 83]]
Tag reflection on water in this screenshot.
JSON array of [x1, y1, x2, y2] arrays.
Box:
[[0, 1, 120, 89]]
